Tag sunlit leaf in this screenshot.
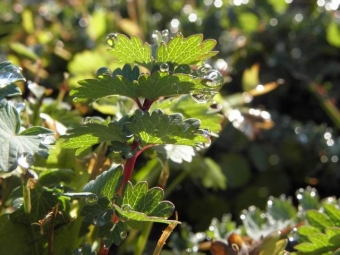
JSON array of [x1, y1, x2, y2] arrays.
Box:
[[156, 33, 217, 65], [125, 109, 209, 147], [0, 100, 53, 172], [61, 122, 126, 155], [306, 210, 334, 229], [107, 33, 153, 69], [153, 95, 223, 134], [82, 165, 123, 199], [0, 61, 25, 98]]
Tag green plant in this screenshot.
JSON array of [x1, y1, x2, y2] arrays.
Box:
[[0, 30, 225, 255]]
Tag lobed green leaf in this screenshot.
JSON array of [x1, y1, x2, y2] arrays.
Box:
[[0, 61, 25, 99], [82, 165, 123, 199], [125, 109, 209, 147], [71, 76, 138, 102], [156, 33, 218, 65], [0, 100, 52, 172], [107, 34, 153, 69], [306, 210, 334, 229], [61, 122, 126, 155]]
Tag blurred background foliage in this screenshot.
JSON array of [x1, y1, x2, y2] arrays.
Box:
[[1, 0, 340, 235]]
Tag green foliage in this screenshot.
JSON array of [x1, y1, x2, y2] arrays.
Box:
[[0, 62, 53, 172], [1, 1, 340, 255]]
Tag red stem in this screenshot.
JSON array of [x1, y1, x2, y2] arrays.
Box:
[[143, 99, 155, 111]]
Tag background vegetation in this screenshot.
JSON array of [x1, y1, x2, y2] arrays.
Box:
[[1, 0, 340, 254]]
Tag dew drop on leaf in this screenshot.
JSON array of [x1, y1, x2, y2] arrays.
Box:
[[151, 30, 162, 45], [96, 67, 112, 77], [197, 63, 212, 75], [202, 70, 224, 88], [161, 29, 169, 43], [17, 152, 34, 169], [122, 204, 132, 212], [120, 231, 127, 239], [106, 33, 118, 47], [190, 90, 217, 103], [160, 63, 169, 72], [85, 194, 98, 205], [83, 117, 93, 125], [41, 135, 56, 145]]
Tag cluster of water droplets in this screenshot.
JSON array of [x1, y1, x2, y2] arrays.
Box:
[[190, 63, 224, 104], [151, 29, 170, 45]]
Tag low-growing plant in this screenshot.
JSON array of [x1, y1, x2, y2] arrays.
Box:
[[0, 31, 227, 255]]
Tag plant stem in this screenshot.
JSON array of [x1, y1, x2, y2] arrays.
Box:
[[22, 176, 31, 214], [135, 222, 153, 255]]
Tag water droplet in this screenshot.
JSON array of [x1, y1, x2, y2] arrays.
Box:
[[122, 204, 132, 212], [160, 63, 169, 72], [151, 30, 162, 45], [41, 135, 56, 145], [161, 29, 169, 37], [190, 90, 217, 103], [120, 231, 127, 239], [83, 117, 93, 125], [96, 67, 111, 77], [202, 70, 224, 88], [106, 33, 118, 46], [85, 194, 98, 205], [92, 216, 98, 225], [161, 29, 170, 43], [197, 63, 212, 75], [17, 152, 34, 169], [267, 196, 274, 208]]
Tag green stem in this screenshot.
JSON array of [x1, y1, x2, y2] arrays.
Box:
[[22, 177, 31, 214], [22, 176, 40, 255], [135, 222, 153, 255]]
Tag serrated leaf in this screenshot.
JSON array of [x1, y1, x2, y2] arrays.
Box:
[[82, 165, 123, 199], [71, 71, 208, 102], [0, 100, 52, 172], [113, 204, 178, 224], [71, 76, 138, 102], [156, 34, 217, 65], [267, 197, 296, 222], [107, 34, 153, 69], [61, 123, 126, 155], [0, 61, 25, 99], [323, 204, 340, 226], [308, 233, 332, 249], [137, 72, 207, 100], [99, 221, 126, 246], [326, 227, 340, 246], [81, 197, 113, 226], [294, 242, 317, 252], [112, 181, 178, 224], [153, 95, 223, 134], [125, 109, 209, 147], [297, 225, 321, 237], [306, 210, 334, 229], [112, 64, 140, 82]]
